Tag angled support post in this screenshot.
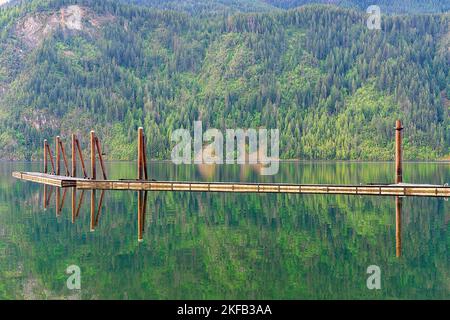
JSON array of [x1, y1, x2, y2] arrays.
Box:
[[95, 137, 107, 180], [44, 139, 48, 174], [45, 141, 56, 175], [75, 137, 88, 178], [59, 139, 70, 176], [90, 131, 107, 180], [72, 134, 76, 177], [142, 134, 148, 180]]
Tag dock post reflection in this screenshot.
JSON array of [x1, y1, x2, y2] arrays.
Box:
[[73, 190, 85, 223], [395, 196, 402, 258], [90, 190, 105, 231], [72, 188, 76, 223], [55, 188, 67, 217], [45, 186, 53, 209], [56, 188, 60, 216], [138, 191, 148, 242], [90, 190, 95, 231], [43, 185, 47, 209]]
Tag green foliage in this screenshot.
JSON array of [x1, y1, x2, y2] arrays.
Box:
[[0, 162, 449, 299], [0, 0, 448, 160], [262, 0, 450, 14]]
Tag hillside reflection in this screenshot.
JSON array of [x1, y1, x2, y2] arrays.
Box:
[[1, 162, 448, 299]]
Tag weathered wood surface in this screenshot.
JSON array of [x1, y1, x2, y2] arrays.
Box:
[[12, 171, 450, 197], [12, 172, 78, 187]]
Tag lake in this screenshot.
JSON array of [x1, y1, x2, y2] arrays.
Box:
[[0, 161, 448, 299]]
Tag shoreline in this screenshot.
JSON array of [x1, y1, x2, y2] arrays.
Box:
[[1, 159, 449, 164]]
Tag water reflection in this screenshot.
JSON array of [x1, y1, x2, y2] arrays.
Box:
[[1, 162, 448, 299], [396, 196, 402, 258], [138, 191, 148, 242], [40, 186, 411, 257]]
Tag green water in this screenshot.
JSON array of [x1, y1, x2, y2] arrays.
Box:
[[0, 161, 448, 299]]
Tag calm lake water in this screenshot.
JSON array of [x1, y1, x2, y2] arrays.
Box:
[[0, 161, 448, 299]]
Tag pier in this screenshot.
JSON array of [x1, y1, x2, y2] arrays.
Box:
[[11, 120, 449, 248], [12, 120, 450, 198], [10, 171, 450, 197]]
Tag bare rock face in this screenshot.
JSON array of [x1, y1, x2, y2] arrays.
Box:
[[62, 5, 84, 31], [0, 0, 12, 6], [14, 5, 114, 49]]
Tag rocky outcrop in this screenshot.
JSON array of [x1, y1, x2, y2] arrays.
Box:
[[14, 5, 114, 49]]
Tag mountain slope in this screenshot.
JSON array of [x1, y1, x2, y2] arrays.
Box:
[[0, 0, 448, 160], [122, 0, 276, 14], [121, 0, 450, 14], [262, 0, 450, 14]]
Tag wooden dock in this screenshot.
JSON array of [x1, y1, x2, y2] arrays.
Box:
[[11, 122, 450, 198], [12, 172, 78, 187], [12, 172, 450, 197]]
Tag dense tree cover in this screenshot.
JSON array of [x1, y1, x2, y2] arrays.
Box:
[[263, 0, 450, 14], [0, 0, 448, 160], [122, 0, 276, 15], [123, 0, 450, 14]]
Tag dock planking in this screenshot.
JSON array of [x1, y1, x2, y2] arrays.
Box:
[[12, 172, 450, 198], [12, 172, 78, 187]]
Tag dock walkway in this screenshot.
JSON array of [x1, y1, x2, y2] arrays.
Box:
[[12, 172, 450, 197]]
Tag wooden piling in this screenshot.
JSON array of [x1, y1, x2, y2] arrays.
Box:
[[138, 127, 144, 180], [395, 196, 402, 257], [44, 140, 48, 174], [56, 136, 61, 176], [90, 131, 96, 180], [72, 134, 76, 177], [395, 120, 403, 184]]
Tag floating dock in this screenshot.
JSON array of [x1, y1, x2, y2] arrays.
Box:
[[12, 172, 450, 197], [11, 122, 450, 198]]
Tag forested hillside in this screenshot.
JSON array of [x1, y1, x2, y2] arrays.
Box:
[[262, 0, 450, 14], [0, 0, 448, 160], [122, 0, 276, 14], [124, 0, 450, 14]]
